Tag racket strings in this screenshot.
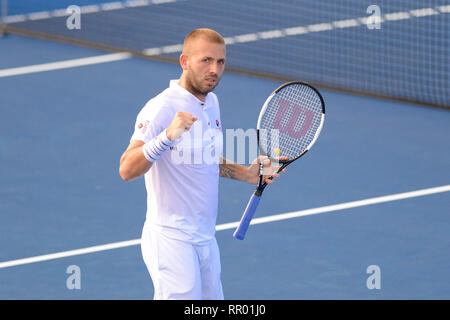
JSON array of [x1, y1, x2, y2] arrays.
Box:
[[259, 84, 323, 160]]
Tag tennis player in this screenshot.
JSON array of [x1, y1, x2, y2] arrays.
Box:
[[119, 28, 282, 300]]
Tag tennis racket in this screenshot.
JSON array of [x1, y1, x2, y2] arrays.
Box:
[[233, 81, 325, 240]]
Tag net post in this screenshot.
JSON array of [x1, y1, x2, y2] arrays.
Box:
[[0, 0, 7, 37]]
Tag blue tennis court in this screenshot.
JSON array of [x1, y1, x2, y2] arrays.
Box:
[[0, 1, 449, 300]]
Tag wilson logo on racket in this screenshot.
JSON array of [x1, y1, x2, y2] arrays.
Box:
[[272, 99, 314, 139]]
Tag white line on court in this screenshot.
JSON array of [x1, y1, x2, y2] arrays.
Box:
[[0, 52, 132, 78], [0, 184, 448, 269]]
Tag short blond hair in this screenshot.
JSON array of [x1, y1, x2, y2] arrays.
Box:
[[182, 28, 225, 55]]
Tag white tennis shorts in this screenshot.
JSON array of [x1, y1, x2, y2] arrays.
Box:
[[140, 222, 224, 300]]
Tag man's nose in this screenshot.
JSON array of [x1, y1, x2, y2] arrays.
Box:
[[209, 62, 220, 75]]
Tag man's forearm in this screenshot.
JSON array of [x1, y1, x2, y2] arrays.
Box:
[[219, 157, 249, 183]]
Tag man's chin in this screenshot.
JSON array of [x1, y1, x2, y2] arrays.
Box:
[[204, 82, 219, 93], [197, 86, 215, 96], [188, 78, 220, 96]]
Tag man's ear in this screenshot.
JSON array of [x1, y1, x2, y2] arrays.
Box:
[[180, 54, 188, 71]]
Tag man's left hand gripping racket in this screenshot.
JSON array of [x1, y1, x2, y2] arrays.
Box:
[[233, 81, 325, 240]]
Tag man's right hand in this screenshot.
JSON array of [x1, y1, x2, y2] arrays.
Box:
[[166, 112, 198, 141]]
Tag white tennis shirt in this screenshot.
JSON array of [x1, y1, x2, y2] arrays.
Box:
[[130, 80, 223, 244]]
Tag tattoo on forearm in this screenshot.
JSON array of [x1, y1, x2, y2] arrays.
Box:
[[219, 158, 241, 180], [219, 163, 238, 179]]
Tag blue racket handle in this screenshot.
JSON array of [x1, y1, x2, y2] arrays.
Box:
[[233, 193, 261, 240]]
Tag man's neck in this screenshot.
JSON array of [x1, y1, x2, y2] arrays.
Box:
[[178, 77, 207, 102]]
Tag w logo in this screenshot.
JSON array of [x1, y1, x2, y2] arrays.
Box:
[[272, 99, 314, 139]]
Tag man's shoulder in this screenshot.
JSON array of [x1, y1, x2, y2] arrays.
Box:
[[139, 89, 173, 115], [209, 91, 219, 100], [207, 91, 220, 107]]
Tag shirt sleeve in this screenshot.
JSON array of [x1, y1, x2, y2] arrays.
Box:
[[130, 101, 171, 144]]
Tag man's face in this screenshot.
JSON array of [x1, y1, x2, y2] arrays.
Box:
[[182, 37, 226, 97]]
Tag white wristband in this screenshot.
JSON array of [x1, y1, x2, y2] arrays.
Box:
[[142, 129, 174, 163]]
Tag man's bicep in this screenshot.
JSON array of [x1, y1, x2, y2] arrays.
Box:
[[120, 139, 145, 164], [126, 139, 145, 152]]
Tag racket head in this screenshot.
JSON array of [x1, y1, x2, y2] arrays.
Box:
[[257, 81, 325, 164]]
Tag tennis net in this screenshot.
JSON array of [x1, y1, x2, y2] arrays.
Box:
[[1, 0, 449, 108]]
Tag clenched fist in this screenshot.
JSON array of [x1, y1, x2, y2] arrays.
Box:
[[166, 112, 198, 141]]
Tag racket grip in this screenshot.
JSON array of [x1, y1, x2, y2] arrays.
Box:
[[233, 193, 261, 240]]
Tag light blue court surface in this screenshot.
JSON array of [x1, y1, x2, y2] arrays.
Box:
[[0, 33, 449, 299]]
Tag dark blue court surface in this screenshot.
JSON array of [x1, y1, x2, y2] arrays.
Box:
[[0, 32, 449, 299]]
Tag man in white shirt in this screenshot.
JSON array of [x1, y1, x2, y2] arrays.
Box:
[[119, 28, 282, 300]]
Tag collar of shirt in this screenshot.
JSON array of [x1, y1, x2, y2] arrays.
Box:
[[169, 79, 212, 109]]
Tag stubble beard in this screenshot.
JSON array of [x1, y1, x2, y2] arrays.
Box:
[[185, 70, 219, 97]]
